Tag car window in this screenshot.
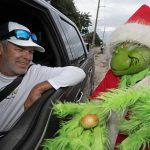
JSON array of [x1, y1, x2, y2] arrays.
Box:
[[59, 18, 86, 65]]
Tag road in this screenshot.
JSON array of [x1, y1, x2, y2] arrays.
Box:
[[92, 47, 109, 89]]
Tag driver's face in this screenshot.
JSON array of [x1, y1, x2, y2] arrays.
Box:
[[0, 42, 34, 76]]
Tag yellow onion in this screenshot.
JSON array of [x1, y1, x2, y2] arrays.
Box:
[[80, 114, 99, 129]]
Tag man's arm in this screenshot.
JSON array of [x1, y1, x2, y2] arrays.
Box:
[[47, 66, 86, 90], [24, 66, 86, 110], [24, 81, 53, 111]]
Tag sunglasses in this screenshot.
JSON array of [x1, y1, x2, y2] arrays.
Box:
[[0, 29, 38, 43]]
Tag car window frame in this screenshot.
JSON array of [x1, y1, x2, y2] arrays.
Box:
[[57, 16, 87, 65]]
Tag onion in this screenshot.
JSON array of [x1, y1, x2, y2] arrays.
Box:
[[80, 114, 99, 129]]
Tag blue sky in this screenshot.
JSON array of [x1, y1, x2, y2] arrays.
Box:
[[74, 0, 150, 43]]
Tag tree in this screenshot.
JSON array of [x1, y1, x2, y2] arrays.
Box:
[[83, 32, 103, 47], [50, 0, 91, 34], [51, 0, 80, 27], [79, 12, 92, 34]]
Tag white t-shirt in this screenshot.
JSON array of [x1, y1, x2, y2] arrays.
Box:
[[0, 64, 85, 132]]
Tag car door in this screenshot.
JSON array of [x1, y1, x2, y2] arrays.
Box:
[[54, 13, 95, 101]]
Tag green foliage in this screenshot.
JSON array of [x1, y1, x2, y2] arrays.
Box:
[[83, 32, 103, 47], [79, 12, 92, 34], [51, 0, 80, 26], [50, 0, 91, 34]]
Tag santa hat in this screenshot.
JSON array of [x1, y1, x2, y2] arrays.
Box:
[[110, 4, 150, 49]]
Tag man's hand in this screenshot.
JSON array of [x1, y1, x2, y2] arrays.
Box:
[[24, 81, 53, 111]]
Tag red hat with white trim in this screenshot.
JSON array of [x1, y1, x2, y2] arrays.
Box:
[[110, 4, 150, 49]]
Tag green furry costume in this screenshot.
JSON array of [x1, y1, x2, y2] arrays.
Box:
[[42, 87, 150, 150]]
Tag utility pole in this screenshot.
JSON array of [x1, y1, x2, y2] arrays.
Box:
[[92, 0, 101, 46], [102, 25, 106, 41]]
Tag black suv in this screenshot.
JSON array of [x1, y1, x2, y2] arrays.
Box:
[[0, 0, 95, 149]]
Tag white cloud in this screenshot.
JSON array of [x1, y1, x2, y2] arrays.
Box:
[[74, 0, 150, 43]]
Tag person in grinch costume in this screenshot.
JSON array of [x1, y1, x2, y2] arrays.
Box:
[[90, 4, 150, 149], [91, 4, 150, 99], [42, 4, 150, 150]]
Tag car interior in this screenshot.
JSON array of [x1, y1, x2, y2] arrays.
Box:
[[0, 0, 67, 67]]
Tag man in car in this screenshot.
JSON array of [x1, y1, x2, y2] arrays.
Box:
[[0, 21, 86, 133]]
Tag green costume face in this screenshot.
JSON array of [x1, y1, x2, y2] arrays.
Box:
[[110, 42, 150, 76]]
